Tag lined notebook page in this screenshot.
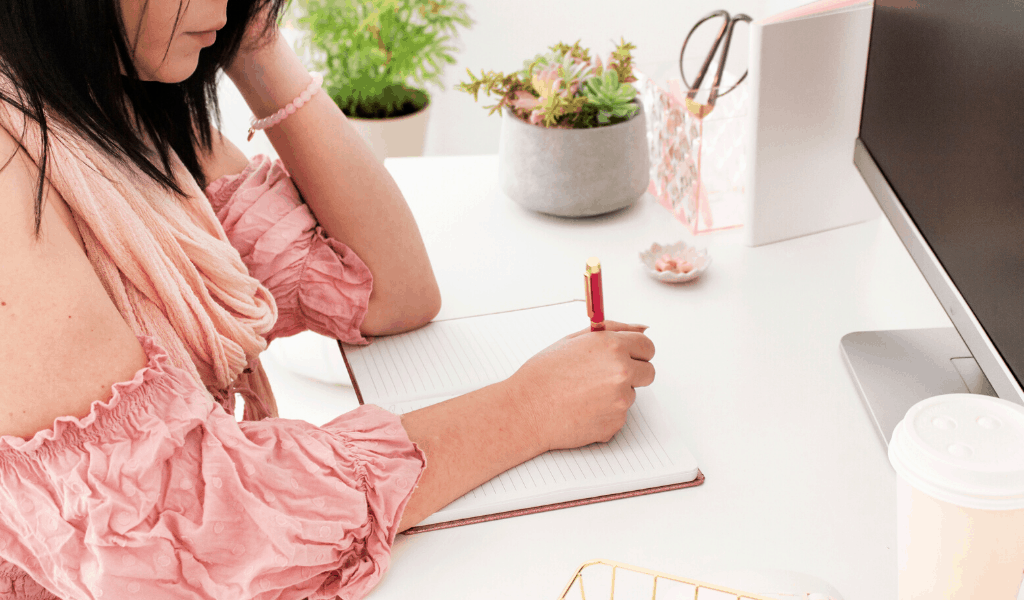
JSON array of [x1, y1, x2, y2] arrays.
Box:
[[341, 301, 699, 526], [342, 301, 589, 405], [385, 389, 697, 527]]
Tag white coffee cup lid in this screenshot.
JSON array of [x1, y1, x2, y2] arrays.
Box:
[[889, 393, 1024, 510]]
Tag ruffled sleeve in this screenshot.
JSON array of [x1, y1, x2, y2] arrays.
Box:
[[205, 155, 373, 345], [0, 560, 54, 600], [0, 336, 425, 600]]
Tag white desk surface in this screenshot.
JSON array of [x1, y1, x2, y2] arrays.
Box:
[[264, 154, 954, 600]]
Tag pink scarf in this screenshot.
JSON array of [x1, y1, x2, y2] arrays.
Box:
[[1, 94, 281, 419]]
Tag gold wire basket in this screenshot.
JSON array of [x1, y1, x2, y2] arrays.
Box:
[[558, 560, 821, 600]]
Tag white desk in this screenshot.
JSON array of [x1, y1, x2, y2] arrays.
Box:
[[264, 155, 954, 600]]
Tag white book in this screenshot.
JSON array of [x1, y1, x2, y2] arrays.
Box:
[[744, 0, 880, 247], [340, 300, 702, 532]]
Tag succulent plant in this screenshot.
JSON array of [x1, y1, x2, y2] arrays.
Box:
[[583, 69, 640, 125], [457, 38, 639, 129]]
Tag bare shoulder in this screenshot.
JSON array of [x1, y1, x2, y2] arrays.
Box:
[[198, 128, 251, 186], [0, 126, 147, 439]]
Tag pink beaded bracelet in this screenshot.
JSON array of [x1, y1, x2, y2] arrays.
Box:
[[247, 71, 324, 141]]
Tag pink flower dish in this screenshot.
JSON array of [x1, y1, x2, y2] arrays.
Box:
[[639, 241, 711, 283]]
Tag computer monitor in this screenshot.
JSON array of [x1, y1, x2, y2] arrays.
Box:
[[843, 0, 1024, 446]]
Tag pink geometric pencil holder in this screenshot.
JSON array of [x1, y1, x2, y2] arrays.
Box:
[[638, 71, 749, 235]]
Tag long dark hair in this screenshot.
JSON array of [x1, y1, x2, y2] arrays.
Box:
[[0, 0, 287, 237]]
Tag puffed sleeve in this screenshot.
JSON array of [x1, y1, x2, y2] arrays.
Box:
[[0, 559, 55, 600], [205, 155, 373, 345], [0, 336, 425, 600]]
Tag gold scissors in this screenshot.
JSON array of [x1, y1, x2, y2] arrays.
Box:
[[679, 9, 751, 118]]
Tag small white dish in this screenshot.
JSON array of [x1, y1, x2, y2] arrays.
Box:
[[639, 241, 711, 283]]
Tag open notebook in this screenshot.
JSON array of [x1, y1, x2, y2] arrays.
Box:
[[339, 301, 703, 533]]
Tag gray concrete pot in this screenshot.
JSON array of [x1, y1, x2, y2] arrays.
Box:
[[497, 103, 650, 217]]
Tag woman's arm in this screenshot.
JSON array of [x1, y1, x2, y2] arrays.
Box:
[[223, 31, 441, 337]]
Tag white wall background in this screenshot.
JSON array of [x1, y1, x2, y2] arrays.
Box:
[[218, 0, 813, 158]]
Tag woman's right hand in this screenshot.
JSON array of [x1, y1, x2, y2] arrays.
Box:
[[505, 321, 656, 452], [396, 320, 655, 529]]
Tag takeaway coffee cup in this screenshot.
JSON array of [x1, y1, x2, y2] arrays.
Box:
[[889, 393, 1024, 599]]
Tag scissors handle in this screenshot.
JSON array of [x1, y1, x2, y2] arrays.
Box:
[[708, 14, 751, 105], [680, 10, 730, 94], [680, 10, 752, 116]]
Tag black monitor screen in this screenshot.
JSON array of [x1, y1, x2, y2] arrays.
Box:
[[859, 0, 1024, 390]]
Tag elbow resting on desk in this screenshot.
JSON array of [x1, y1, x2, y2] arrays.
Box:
[[360, 276, 442, 336]]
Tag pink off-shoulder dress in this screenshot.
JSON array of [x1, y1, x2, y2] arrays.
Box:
[[0, 156, 426, 600]]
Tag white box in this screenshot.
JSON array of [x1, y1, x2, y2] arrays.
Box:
[[744, 0, 880, 247]]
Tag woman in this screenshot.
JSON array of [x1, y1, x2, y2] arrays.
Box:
[[0, 0, 656, 597]]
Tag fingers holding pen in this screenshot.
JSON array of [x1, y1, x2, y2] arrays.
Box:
[[584, 322, 657, 361], [601, 320, 650, 333], [616, 330, 656, 362], [607, 325, 656, 389], [566, 320, 650, 338], [590, 326, 657, 390], [511, 318, 657, 450], [609, 348, 655, 393], [566, 320, 656, 372], [631, 358, 657, 389]]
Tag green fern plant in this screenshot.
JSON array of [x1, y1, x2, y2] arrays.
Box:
[[291, 0, 472, 119]]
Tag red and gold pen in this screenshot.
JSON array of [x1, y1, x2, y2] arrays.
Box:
[[584, 257, 605, 332]]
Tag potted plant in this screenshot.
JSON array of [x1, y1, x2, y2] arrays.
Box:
[[458, 39, 650, 217], [292, 0, 472, 160]]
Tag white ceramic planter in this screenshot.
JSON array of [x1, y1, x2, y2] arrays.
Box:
[[347, 102, 431, 162], [497, 104, 650, 217]]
